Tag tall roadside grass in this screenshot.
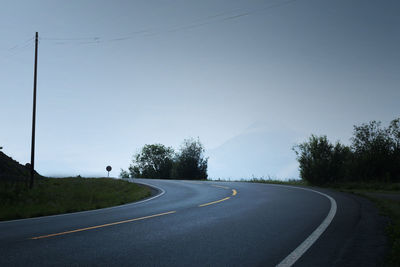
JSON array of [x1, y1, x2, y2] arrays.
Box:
[[371, 196, 400, 266], [0, 177, 151, 221], [327, 181, 400, 192], [246, 177, 307, 186], [210, 177, 307, 186]]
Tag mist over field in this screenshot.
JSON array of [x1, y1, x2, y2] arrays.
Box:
[[208, 122, 300, 180]]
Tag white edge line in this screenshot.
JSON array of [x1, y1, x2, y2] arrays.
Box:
[[0, 178, 166, 225], [268, 184, 337, 267]]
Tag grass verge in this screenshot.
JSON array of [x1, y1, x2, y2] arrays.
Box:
[[211, 177, 308, 186], [0, 177, 151, 221], [246, 177, 308, 186]]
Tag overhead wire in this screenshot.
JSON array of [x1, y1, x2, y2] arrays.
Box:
[[0, 37, 35, 63], [221, 0, 297, 21], [0, 0, 298, 56], [5, 37, 34, 51], [39, 0, 298, 47], [166, 0, 297, 35]]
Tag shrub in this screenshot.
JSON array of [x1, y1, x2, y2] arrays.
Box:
[[128, 144, 174, 179], [294, 118, 400, 184], [124, 138, 209, 180], [293, 135, 351, 185], [119, 169, 130, 179], [171, 138, 208, 180], [351, 119, 400, 182]]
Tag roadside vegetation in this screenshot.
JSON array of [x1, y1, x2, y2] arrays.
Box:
[[211, 177, 307, 186], [0, 177, 151, 221], [372, 196, 400, 266], [218, 118, 400, 265], [292, 117, 400, 266], [246, 177, 307, 186], [120, 137, 208, 180], [293, 118, 400, 185], [0, 150, 41, 182]]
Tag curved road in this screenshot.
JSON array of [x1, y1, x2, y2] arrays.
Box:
[[0, 179, 386, 266]]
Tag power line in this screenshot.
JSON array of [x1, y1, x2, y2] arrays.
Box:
[[40, 36, 101, 41], [0, 0, 298, 63], [39, 0, 298, 46], [0, 38, 35, 63], [5, 37, 34, 51]]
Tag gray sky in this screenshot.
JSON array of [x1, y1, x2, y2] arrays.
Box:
[[1, 0, 399, 179]]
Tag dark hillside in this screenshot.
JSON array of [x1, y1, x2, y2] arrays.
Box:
[[0, 151, 40, 181]]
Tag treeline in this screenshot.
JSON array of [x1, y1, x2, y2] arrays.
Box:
[[120, 138, 208, 180], [294, 118, 400, 185]]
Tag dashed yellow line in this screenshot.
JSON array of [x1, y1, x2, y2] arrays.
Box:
[[198, 197, 231, 207], [30, 211, 176, 240], [198, 188, 238, 207], [31, 185, 239, 240]]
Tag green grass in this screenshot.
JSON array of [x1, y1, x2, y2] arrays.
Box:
[[327, 181, 400, 192], [0, 177, 151, 221], [367, 196, 400, 266], [210, 177, 308, 186], [245, 177, 308, 186]]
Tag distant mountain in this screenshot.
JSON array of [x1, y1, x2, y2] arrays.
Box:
[[207, 122, 301, 180], [0, 151, 40, 181]]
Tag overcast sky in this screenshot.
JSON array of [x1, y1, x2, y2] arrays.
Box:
[[1, 0, 399, 179]]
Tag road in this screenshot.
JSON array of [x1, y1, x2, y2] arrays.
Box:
[[0, 179, 387, 266]]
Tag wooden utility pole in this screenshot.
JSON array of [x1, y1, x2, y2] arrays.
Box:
[[30, 32, 38, 189]]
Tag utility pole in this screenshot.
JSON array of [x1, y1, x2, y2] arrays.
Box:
[[30, 32, 38, 189]]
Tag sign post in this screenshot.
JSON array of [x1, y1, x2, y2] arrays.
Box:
[[106, 166, 112, 177]]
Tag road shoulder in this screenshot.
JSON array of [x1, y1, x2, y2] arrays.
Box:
[[295, 189, 388, 266]]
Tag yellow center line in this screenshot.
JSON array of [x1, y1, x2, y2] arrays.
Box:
[[31, 186, 239, 239], [197, 188, 237, 207], [198, 197, 231, 207], [30, 211, 176, 240], [211, 184, 230, 190]]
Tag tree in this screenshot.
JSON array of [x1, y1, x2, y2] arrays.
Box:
[[172, 138, 208, 180], [293, 118, 400, 184], [127, 144, 174, 179], [119, 169, 130, 179], [351, 120, 393, 155], [293, 135, 351, 185], [351, 119, 400, 181], [389, 118, 400, 148]]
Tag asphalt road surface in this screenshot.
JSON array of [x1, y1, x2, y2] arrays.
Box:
[[0, 179, 387, 266]]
